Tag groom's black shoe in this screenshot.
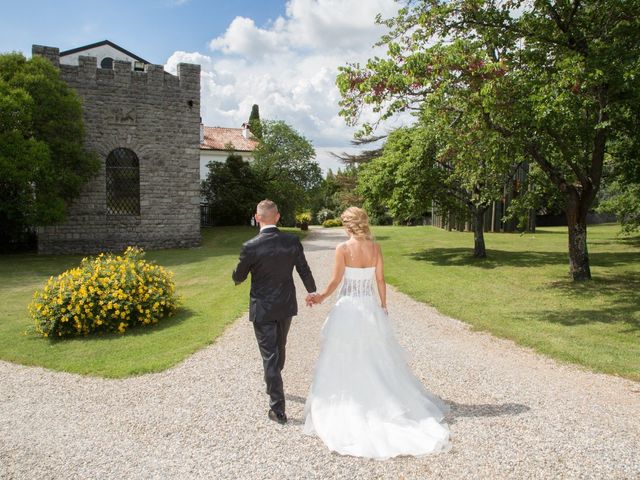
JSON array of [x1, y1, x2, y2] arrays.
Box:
[[268, 409, 287, 425]]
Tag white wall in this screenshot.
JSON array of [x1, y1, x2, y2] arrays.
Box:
[[200, 150, 255, 181], [60, 44, 142, 68]]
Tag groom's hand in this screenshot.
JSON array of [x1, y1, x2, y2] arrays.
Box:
[[305, 293, 317, 307]]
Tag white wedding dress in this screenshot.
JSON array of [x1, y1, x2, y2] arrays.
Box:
[[303, 266, 450, 460]]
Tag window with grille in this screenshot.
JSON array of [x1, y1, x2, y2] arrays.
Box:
[[106, 148, 140, 216]]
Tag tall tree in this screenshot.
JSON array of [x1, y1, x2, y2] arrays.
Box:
[[0, 53, 99, 250], [337, 0, 640, 280], [251, 120, 322, 225], [248, 104, 262, 140], [358, 121, 519, 257]]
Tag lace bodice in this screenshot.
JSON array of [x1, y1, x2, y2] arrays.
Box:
[[339, 266, 376, 298]]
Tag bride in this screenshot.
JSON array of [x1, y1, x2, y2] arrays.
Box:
[[304, 207, 450, 460]]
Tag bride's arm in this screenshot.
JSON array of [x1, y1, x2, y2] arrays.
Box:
[[375, 244, 387, 311], [316, 244, 346, 303]]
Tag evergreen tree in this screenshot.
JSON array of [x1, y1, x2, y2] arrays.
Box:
[[248, 104, 262, 140]]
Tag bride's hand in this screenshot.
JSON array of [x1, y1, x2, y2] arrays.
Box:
[[382, 305, 388, 315]]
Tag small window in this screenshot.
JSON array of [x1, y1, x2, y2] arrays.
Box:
[[106, 148, 140, 216], [101, 57, 114, 69]]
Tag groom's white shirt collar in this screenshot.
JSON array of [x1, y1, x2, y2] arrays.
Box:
[[260, 224, 277, 232]]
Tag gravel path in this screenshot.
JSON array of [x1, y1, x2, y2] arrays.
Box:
[[1, 227, 639, 480]]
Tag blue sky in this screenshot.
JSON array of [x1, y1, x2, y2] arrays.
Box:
[[0, 0, 286, 63], [1, 0, 401, 172]]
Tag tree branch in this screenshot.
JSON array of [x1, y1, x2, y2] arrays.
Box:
[[524, 142, 571, 193]]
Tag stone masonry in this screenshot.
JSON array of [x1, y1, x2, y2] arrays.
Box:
[[33, 45, 202, 254]]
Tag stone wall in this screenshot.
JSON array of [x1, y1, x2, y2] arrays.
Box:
[[33, 45, 202, 254]]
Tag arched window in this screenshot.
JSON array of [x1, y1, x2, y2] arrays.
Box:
[[106, 148, 140, 216], [100, 57, 114, 69]]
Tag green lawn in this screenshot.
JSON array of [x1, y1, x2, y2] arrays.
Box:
[[0, 227, 303, 378], [2, 224, 638, 381], [374, 223, 640, 381]]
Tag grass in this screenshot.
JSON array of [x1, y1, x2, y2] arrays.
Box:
[[373, 223, 640, 381], [2, 223, 638, 381], [0, 227, 305, 378]]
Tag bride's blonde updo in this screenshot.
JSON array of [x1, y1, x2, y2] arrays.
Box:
[[341, 207, 373, 240]]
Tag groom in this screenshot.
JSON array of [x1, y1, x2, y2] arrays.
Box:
[[232, 199, 317, 424]]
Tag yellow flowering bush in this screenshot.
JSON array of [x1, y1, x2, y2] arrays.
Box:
[[29, 247, 179, 338]]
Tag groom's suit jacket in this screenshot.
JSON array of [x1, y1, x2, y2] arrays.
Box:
[[232, 227, 316, 323]]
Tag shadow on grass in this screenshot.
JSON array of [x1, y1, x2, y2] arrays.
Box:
[[539, 275, 640, 332], [408, 248, 566, 269], [445, 400, 530, 425], [407, 248, 639, 270]]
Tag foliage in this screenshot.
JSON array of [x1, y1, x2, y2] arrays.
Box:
[[315, 208, 336, 224], [251, 120, 322, 225], [357, 122, 519, 255], [29, 247, 178, 338], [201, 151, 265, 226], [295, 211, 312, 224], [358, 127, 439, 223], [248, 103, 262, 140], [0, 53, 99, 249], [598, 180, 640, 234], [322, 218, 343, 228], [337, 0, 640, 279]]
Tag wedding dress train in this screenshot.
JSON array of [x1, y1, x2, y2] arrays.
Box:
[[303, 267, 450, 460]]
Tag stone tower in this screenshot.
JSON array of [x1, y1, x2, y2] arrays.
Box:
[[32, 45, 202, 254]]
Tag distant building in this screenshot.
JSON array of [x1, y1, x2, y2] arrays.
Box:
[[199, 123, 259, 180], [59, 39, 149, 71], [33, 41, 201, 254]]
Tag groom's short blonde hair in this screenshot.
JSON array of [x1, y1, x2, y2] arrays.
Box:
[[256, 199, 278, 218]]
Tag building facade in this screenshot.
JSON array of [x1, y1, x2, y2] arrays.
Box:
[[199, 123, 258, 181], [33, 44, 202, 254]]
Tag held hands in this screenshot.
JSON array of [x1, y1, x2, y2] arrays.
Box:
[[305, 293, 323, 307]]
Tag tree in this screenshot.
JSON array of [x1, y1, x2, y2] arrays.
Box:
[[248, 104, 262, 140], [251, 120, 322, 225], [337, 0, 640, 280], [358, 120, 519, 257], [0, 53, 99, 250], [201, 149, 265, 226], [597, 124, 640, 234], [598, 181, 640, 234]]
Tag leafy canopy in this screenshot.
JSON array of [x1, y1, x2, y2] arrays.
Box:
[[0, 52, 99, 248], [251, 120, 322, 225]]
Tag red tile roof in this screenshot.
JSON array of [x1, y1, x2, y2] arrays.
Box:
[[200, 126, 259, 152]]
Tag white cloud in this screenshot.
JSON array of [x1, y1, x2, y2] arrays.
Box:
[[165, 0, 407, 172]]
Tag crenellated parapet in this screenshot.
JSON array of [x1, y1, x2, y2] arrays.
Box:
[[32, 44, 200, 94]]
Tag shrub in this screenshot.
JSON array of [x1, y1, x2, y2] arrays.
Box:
[[322, 218, 343, 228], [295, 211, 312, 224], [316, 208, 336, 224], [29, 247, 179, 338]]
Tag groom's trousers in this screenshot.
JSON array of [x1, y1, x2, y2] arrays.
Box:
[[253, 316, 292, 415]]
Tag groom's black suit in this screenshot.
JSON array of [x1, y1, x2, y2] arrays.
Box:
[[232, 227, 316, 415]]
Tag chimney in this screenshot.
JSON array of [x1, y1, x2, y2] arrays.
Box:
[[200, 118, 204, 144], [241, 122, 249, 140]]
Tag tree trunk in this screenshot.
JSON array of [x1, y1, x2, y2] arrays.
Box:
[[566, 193, 591, 281], [473, 207, 487, 258]]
